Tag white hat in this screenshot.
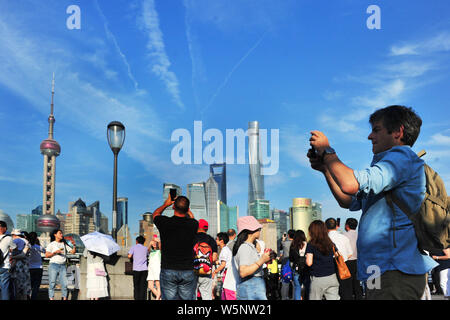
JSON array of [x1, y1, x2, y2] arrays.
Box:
[[11, 229, 23, 236]]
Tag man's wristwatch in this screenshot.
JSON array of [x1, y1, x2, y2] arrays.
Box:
[[320, 147, 336, 160]]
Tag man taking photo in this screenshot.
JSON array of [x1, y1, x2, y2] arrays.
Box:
[[152, 195, 198, 300], [307, 105, 438, 300]]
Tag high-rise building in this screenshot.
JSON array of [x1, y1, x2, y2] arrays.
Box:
[[312, 202, 322, 221], [99, 214, 109, 234], [249, 199, 270, 220], [162, 183, 182, 217], [271, 208, 290, 240], [258, 218, 277, 254], [210, 163, 227, 204], [217, 201, 238, 233], [187, 182, 208, 222], [139, 212, 154, 247], [37, 74, 61, 235], [290, 198, 314, 238], [248, 121, 265, 214], [87, 201, 101, 232], [64, 198, 96, 237], [116, 197, 128, 232], [56, 210, 66, 234], [16, 214, 40, 234], [116, 224, 131, 250], [32, 205, 43, 216], [205, 175, 219, 236]]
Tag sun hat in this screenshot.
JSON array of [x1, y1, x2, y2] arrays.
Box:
[[198, 219, 209, 230], [11, 229, 23, 236], [237, 216, 262, 235]]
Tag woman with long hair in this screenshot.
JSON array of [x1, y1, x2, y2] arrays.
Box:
[[28, 232, 45, 300], [147, 236, 162, 300], [289, 230, 310, 300], [305, 220, 340, 300], [45, 229, 76, 300], [232, 216, 271, 300]]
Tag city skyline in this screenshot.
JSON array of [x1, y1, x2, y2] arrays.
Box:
[[1, 1, 450, 238]]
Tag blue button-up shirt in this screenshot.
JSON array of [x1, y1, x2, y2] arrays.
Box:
[[350, 146, 438, 281]]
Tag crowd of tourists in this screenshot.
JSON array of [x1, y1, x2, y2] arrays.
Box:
[[1, 105, 449, 301]]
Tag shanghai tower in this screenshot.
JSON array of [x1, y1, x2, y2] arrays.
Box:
[[248, 121, 265, 214]]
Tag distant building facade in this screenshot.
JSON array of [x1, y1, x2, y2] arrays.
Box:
[[249, 199, 270, 220], [64, 198, 96, 237], [116, 197, 128, 232], [187, 182, 208, 222], [217, 201, 238, 233], [271, 208, 290, 239], [139, 212, 154, 247], [205, 175, 219, 236], [210, 163, 227, 204], [290, 198, 315, 239]]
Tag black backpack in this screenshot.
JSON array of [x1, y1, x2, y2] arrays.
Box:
[[0, 235, 11, 265], [289, 245, 307, 273]]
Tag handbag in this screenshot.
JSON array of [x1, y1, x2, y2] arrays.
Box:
[[95, 268, 107, 277], [124, 261, 133, 275], [332, 246, 351, 280]]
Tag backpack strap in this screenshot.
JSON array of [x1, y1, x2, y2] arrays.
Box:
[[417, 150, 426, 158]]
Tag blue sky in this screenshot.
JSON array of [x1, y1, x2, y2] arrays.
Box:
[[0, 0, 449, 238]]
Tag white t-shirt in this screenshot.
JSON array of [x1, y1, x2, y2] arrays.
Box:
[[218, 245, 232, 278], [46, 241, 72, 264], [0, 234, 16, 269], [328, 230, 353, 262], [223, 245, 238, 291]]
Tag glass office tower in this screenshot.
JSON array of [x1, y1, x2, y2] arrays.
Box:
[[187, 182, 208, 222], [205, 176, 219, 236], [116, 197, 128, 232], [210, 163, 227, 204]]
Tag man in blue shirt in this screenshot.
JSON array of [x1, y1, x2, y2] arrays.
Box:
[[307, 105, 438, 300]]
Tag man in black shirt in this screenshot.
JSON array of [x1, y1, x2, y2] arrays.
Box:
[[153, 195, 199, 300]]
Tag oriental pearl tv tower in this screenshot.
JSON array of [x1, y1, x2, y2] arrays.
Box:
[[37, 74, 61, 243]]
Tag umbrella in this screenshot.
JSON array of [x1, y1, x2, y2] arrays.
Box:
[[80, 231, 121, 256]]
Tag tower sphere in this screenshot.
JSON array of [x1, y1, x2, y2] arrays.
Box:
[[40, 139, 61, 157], [36, 214, 60, 233]]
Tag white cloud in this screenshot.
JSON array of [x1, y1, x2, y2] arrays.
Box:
[[140, 0, 184, 109], [94, 0, 141, 92], [428, 133, 450, 146], [390, 32, 450, 56]]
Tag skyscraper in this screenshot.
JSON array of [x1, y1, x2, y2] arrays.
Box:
[[249, 199, 270, 220], [162, 183, 181, 217], [116, 197, 128, 232], [248, 121, 265, 215], [187, 182, 208, 222], [64, 198, 96, 236], [87, 201, 101, 232], [271, 208, 290, 239], [217, 201, 238, 233], [290, 198, 314, 238], [205, 175, 219, 236], [210, 163, 227, 204], [37, 74, 61, 235]]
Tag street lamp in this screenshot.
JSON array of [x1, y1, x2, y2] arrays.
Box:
[[107, 121, 125, 241]]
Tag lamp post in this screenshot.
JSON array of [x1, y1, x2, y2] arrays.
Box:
[[107, 121, 125, 241]]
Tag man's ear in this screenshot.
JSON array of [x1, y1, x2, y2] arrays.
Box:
[[393, 125, 404, 143]]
